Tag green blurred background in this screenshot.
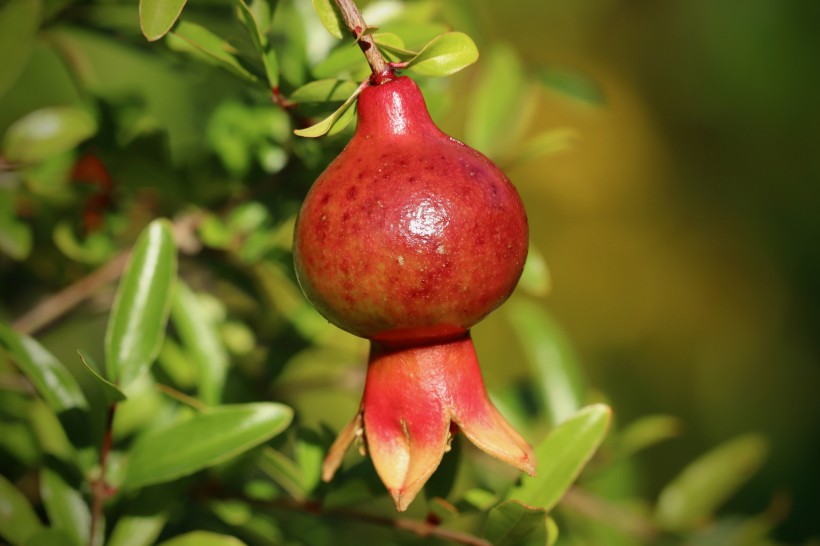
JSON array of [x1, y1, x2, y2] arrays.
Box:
[[462, 0, 820, 541]]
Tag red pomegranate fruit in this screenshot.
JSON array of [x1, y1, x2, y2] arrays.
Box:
[[293, 73, 535, 511]]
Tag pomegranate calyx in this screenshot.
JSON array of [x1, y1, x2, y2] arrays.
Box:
[[322, 334, 536, 511]]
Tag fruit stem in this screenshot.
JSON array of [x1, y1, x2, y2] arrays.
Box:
[[332, 0, 390, 79]]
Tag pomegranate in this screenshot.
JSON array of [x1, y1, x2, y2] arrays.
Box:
[[294, 73, 535, 510]]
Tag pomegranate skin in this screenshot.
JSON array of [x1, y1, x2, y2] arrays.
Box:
[[293, 76, 528, 342]]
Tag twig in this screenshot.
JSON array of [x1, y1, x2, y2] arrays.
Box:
[[11, 213, 202, 336], [156, 383, 208, 411], [264, 497, 492, 546], [12, 251, 131, 335], [332, 0, 389, 76], [339, 508, 492, 546], [89, 404, 117, 546]]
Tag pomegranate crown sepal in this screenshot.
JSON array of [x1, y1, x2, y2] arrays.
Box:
[[322, 335, 536, 511]]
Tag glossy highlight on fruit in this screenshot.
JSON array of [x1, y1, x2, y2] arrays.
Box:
[[293, 74, 535, 510]]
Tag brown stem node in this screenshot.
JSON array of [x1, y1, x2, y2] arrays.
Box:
[[332, 0, 390, 78]]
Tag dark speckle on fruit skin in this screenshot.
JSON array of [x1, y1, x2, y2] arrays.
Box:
[[293, 76, 528, 342]]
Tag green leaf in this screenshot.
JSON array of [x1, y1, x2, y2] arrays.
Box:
[[0, 193, 33, 261], [107, 487, 174, 546], [465, 43, 528, 158], [169, 21, 260, 84], [259, 447, 307, 500], [24, 529, 75, 546], [139, 0, 187, 41], [158, 531, 247, 546], [326, 100, 357, 136], [547, 517, 559, 546], [52, 221, 115, 265], [262, 48, 279, 88], [405, 32, 479, 77], [123, 402, 293, 489], [311, 45, 368, 80], [295, 429, 324, 494], [107, 514, 167, 546], [374, 33, 417, 62], [77, 350, 126, 404], [0, 324, 88, 414], [539, 66, 605, 105], [616, 415, 682, 459], [484, 500, 548, 546], [40, 463, 90, 546], [234, 0, 278, 88], [508, 128, 578, 167], [2, 107, 96, 164], [105, 218, 177, 388], [293, 83, 363, 138], [290, 79, 358, 104], [655, 434, 769, 531], [510, 404, 612, 510], [517, 244, 551, 298], [312, 0, 343, 39], [506, 299, 586, 425], [170, 281, 228, 404], [27, 400, 76, 463], [0, 0, 41, 99], [0, 473, 43, 546]]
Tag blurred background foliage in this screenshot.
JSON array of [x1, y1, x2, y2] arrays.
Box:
[[1, 0, 819, 544]]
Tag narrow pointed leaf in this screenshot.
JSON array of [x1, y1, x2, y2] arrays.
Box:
[[123, 403, 293, 489], [540, 66, 604, 105], [517, 244, 551, 298], [139, 0, 187, 41], [506, 299, 586, 425], [293, 84, 363, 138], [170, 281, 228, 404], [0, 0, 41, 99], [484, 500, 548, 546], [509, 128, 578, 167], [616, 415, 682, 459], [465, 44, 527, 157], [2, 107, 97, 164], [158, 531, 247, 546], [235, 0, 278, 87], [77, 350, 126, 403], [0, 323, 87, 413], [405, 32, 478, 77], [655, 434, 768, 531], [259, 447, 307, 500], [311, 0, 343, 39], [510, 404, 611, 510], [170, 21, 259, 84], [235, 0, 264, 52], [40, 464, 90, 546], [0, 473, 43, 546], [27, 400, 76, 463], [262, 48, 279, 88], [105, 219, 176, 388], [326, 102, 357, 136]]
